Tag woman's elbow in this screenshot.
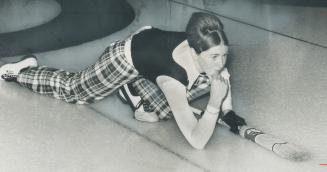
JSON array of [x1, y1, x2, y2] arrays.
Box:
[[189, 139, 208, 150], [193, 145, 205, 150]]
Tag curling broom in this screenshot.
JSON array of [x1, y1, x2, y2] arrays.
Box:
[[190, 107, 310, 161]]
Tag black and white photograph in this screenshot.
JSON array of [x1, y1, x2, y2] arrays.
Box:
[[0, 0, 326, 171]]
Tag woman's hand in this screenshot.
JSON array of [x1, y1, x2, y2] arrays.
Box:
[[208, 71, 229, 108]]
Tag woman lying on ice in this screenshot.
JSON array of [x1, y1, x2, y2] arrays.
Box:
[[0, 12, 246, 149]]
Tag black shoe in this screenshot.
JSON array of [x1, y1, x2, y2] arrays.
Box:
[[118, 84, 159, 122]]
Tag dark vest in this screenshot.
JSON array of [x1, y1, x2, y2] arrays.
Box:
[[130, 28, 188, 86]]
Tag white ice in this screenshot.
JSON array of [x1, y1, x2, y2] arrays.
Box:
[[1, 0, 326, 171]]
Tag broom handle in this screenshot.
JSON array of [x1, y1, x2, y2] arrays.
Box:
[[190, 107, 288, 151]]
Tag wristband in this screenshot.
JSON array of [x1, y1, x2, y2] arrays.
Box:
[[206, 105, 219, 114]]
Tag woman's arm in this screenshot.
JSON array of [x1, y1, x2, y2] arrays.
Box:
[[221, 80, 232, 114], [156, 74, 228, 149]]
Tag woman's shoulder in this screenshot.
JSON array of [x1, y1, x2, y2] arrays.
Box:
[[135, 26, 186, 36], [134, 26, 153, 33]]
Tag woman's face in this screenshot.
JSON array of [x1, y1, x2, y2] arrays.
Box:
[[197, 44, 228, 76]]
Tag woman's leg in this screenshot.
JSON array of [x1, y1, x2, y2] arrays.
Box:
[[131, 78, 173, 120], [16, 40, 139, 104], [17, 66, 79, 103], [130, 74, 212, 120]]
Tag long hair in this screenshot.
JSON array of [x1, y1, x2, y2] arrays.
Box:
[[186, 12, 229, 54]]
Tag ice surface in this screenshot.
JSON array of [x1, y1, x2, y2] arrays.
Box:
[[1, 0, 327, 171]]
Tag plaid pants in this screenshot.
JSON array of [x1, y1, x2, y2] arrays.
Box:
[[17, 40, 139, 104], [130, 70, 232, 120], [130, 73, 212, 120]]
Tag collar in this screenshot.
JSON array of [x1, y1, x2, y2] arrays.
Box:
[[172, 40, 201, 90]]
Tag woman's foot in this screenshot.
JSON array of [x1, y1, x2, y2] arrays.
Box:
[[0, 55, 38, 81], [118, 84, 159, 122], [134, 107, 159, 123]]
